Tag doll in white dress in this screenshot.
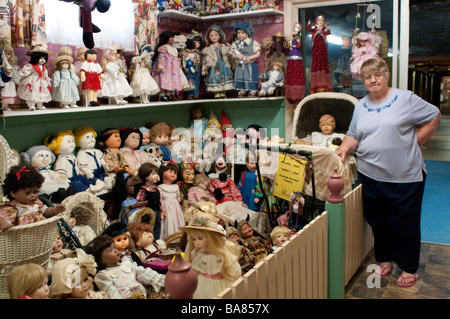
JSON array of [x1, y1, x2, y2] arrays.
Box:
[[52, 55, 80, 108], [180, 213, 241, 299], [84, 235, 166, 299], [17, 45, 53, 111], [99, 48, 133, 105], [73, 126, 114, 191], [157, 162, 185, 240], [0, 39, 19, 111], [129, 53, 160, 104]]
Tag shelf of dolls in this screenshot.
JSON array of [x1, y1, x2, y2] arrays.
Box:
[[158, 8, 284, 22]]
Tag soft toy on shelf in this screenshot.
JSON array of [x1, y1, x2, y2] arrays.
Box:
[[51, 55, 80, 108], [350, 31, 383, 81], [20, 145, 74, 203], [97, 127, 134, 176], [0, 39, 18, 112], [73, 126, 114, 190], [129, 53, 160, 104], [79, 48, 106, 106], [17, 45, 52, 111], [201, 25, 234, 99], [285, 22, 306, 105], [45, 130, 104, 193], [120, 127, 154, 174], [151, 30, 182, 102], [231, 21, 261, 97], [99, 48, 133, 105], [307, 15, 332, 94], [258, 60, 284, 97]]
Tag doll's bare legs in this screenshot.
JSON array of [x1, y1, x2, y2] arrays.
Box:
[[87, 89, 100, 106], [26, 100, 36, 111], [141, 94, 150, 104]]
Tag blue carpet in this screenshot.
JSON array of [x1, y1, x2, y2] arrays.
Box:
[[421, 160, 450, 245]]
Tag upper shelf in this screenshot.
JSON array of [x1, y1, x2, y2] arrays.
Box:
[[157, 8, 284, 22]]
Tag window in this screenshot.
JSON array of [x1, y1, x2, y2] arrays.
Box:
[[45, 0, 134, 51]]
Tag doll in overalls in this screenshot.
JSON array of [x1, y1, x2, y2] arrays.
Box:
[[231, 22, 261, 97]]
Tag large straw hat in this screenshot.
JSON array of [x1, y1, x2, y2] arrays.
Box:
[[52, 54, 74, 66], [179, 213, 226, 236], [26, 44, 52, 56]]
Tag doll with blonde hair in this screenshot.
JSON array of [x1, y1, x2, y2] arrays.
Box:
[[188, 174, 216, 204], [270, 226, 291, 250], [128, 54, 160, 103], [8, 263, 49, 299], [99, 48, 133, 105], [0, 39, 19, 111], [50, 248, 108, 299], [52, 55, 80, 108], [181, 213, 240, 299]]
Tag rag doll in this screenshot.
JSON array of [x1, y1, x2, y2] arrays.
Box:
[[0, 39, 19, 111], [50, 248, 108, 299], [188, 173, 216, 205], [97, 127, 134, 176], [269, 226, 289, 250], [19, 145, 74, 203], [51, 55, 80, 108], [68, 201, 98, 246], [129, 53, 160, 103], [307, 15, 332, 94], [237, 152, 262, 211], [111, 170, 148, 224], [180, 213, 241, 299], [231, 21, 261, 97], [311, 114, 346, 148], [350, 31, 382, 81], [102, 221, 143, 266], [7, 263, 49, 299], [151, 30, 182, 102], [45, 130, 104, 193], [128, 222, 172, 271], [99, 48, 133, 105], [17, 45, 52, 110], [84, 235, 166, 299], [285, 22, 306, 105], [80, 48, 106, 106], [73, 126, 114, 191], [0, 165, 65, 231], [136, 162, 163, 240], [234, 216, 272, 264], [258, 60, 284, 96], [120, 127, 154, 174], [184, 31, 204, 99], [158, 162, 185, 240], [47, 230, 71, 275], [201, 25, 234, 98], [148, 121, 172, 161]]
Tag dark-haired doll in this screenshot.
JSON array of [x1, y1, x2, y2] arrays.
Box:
[[120, 127, 153, 174], [184, 31, 204, 99], [80, 48, 106, 106], [97, 127, 134, 177], [17, 46, 52, 110], [0, 165, 65, 230]]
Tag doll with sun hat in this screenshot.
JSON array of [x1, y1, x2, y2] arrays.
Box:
[[52, 54, 80, 108], [17, 45, 53, 110], [180, 212, 241, 299]]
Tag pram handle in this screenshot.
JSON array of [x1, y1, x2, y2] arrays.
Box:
[[243, 142, 313, 161]]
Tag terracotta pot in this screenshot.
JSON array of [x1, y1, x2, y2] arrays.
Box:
[[165, 252, 198, 299], [327, 169, 344, 203]]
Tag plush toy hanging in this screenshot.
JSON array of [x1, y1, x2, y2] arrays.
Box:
[[60, 0, 111, 49], [307, 15, 333, 94]]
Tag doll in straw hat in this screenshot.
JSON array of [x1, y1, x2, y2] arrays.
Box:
[[180, 213, 241, 299], [17, 45, 53, 110], [52, 54, 80, 108]]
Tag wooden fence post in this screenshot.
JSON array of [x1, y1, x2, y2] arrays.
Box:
[[326, 169, 346, 299]]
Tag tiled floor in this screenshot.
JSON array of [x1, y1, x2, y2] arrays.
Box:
[[345, 114, 450, 299], [345, 243, 450, 299]]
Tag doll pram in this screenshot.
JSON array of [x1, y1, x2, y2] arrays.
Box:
[[287, 92, 358, 202]]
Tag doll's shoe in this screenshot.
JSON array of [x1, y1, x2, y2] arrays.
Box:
[[62, 104, 70, 109], [220, 92, 226, 98], [36, 103, 46, 110], [28, 106, 36, 111], [214, 93, 221, 98], [248, 91, 257, 97], [237, 90, 246, 97]]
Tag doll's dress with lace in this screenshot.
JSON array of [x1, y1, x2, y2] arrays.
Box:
[[94, 258, 165, 299], [99, 62, 133, 98], [130, 64, 160, 96], [17, 63, 52, 102], [190, 248, 240, 299], [0, 199, 46, 227], [157, 183, 185, 240]]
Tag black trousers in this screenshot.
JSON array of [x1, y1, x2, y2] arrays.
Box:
[[358, 171, 426, 274]]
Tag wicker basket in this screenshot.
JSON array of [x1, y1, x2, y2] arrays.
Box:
[[0, 215, 60, 299], [0, 135, 12, 203]]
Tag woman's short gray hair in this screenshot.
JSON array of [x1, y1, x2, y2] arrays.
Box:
[[360, 57, 389, 80]]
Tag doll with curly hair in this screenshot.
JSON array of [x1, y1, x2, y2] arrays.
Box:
[[0, 164, 65, 230]]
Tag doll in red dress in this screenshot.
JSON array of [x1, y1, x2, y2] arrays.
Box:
[[80, 48, 106, 106]]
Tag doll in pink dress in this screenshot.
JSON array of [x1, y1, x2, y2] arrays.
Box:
[[0, 164, 65, 231], [188, 173, 216, 205], [157, 162, 185, 240], [17, 45, 53, 111], [349, 32, 382, 81], [120, 127, 154, 174], [151, 30, 182, 102], [307, 15, 332, 94]]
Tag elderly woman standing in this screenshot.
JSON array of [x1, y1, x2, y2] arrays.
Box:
[[336, 57, 441, 288]]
